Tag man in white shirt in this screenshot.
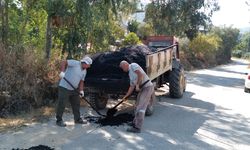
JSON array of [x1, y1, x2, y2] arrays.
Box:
[[56, 56, 92, 127], [120, 60, 154, 133]]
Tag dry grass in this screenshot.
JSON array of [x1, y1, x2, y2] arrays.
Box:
[[0, 45, 62, 107], [0, 106, 55, 133], [0, 100, 88, 133]]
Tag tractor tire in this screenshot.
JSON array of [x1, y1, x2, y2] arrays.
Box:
[[169, 64, 186, 98], [88, 93, 108, 110]]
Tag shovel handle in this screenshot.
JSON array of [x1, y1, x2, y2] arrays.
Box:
[[112, 98, 126, 109], [63, 77, 106, 117]]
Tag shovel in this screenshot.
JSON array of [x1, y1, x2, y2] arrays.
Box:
[[106, 80, 150, 117], [63, 77, 106, 117], [106, 98, 127, 118]]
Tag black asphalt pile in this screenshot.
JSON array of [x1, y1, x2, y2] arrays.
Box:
[[12, 145, 54, 150], [85, 113, 134, 126], [87, 45, 153, 78]]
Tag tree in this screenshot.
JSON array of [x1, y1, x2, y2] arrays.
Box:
[[234, 32, 250, 58], [144, 0, 219, 39], [0, 0, 9, 47], [46, 0, 139, 58], [0, 0, 139, 59], [211, 26, 240, 64], [0, 0, 48, 52]]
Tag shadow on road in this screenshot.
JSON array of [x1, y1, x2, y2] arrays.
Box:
[[139, 91, 250, 149], [213, 67, 248, 75], [187, 59, 248, 89], [187, 72, 245, 88]]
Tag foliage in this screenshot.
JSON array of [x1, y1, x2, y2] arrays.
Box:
[[179, 33, 221, 69], [144, 0, 219, 39], [211, 26, 240, 64], [128, 20, 140, 33], [189, 33, 221, 54], [232, 50, 243, 58], [123, 32, 140, 46], [49, 0, 139, 57], [0, 0, 139, 58], [1, 0, 47, 52], [234, 32, 250, 61], [242, 52, 250, 60], [137, 23, 154, 39], [235, 32, 250, 53], [0, 44, 58, 107]]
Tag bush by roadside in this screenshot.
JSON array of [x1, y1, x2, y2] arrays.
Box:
[[179, 35, 219, 71], [0, 45, 60, 118], [179, 29, 239, 71]]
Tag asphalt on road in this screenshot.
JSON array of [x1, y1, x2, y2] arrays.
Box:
[[1, 59, 250, 150]]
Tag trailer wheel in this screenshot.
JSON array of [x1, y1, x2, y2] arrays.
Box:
[[169, 65, 186, 98], [88, 93, 108, 110], [145, 92, 156, 116]]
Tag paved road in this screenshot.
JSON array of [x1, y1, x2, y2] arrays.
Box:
[[1, 59, 250, 150]]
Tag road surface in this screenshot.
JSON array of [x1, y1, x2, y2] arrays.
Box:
[[1, 59, 250, 150]]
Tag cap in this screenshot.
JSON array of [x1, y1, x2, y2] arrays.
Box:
[[80, 56, 92, 65]]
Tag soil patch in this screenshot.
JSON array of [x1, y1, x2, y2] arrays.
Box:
[[12, 145, 54, 150], [85, 113, 134, 126]]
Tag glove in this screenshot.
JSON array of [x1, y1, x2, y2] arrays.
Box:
[[80, 91, 84, 98], [59, 72, 65, 79]]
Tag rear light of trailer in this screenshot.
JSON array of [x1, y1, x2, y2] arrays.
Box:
[[248, 75, 250, 80]]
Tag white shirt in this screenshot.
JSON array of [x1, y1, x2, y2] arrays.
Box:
[[59, 60, 86, 90], [128, 63, 153, 87]]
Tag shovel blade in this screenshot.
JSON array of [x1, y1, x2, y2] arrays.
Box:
[[106, 108, 118, 117]]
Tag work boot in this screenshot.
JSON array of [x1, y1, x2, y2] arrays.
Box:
[[75, 118, 87, 124], [56, 120, 66, 127], [127, 121, 135, 127], [127, 126, 141, 133]]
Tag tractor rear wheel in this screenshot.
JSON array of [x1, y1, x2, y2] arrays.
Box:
[[169, 65, 186, 98]]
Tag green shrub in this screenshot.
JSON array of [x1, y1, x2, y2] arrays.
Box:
[[188, 33, 222, 66], [122, 32, 140, 46], [137, 23, 154, 39], [189, 33, 221, 54], [242, 52, 250, 59], [232, 50, 243, 58]]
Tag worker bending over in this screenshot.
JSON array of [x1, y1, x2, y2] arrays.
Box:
[[120, 60, 154, 133]]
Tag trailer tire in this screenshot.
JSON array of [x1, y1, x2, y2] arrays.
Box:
[[88, 93, 108, 110], [145, 92, 156, 116], [169, 64, 186, 98], [145, 105, 153, 116]]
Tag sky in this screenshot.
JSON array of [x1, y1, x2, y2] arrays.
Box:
[[212, 0, 250, 28], [140, 0, 250, 29]]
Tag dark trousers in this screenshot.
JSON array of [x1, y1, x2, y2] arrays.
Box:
[[56, 86, 80, 121]]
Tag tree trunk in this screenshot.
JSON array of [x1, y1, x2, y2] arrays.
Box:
[[0, 0, 3, 42], [1, 0, 9, 47], [45, 15, 52, 60]]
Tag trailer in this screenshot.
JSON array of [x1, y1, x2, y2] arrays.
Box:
[[85, 36, 186, 115]]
